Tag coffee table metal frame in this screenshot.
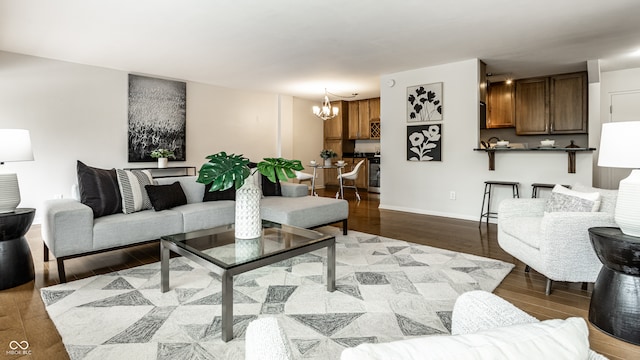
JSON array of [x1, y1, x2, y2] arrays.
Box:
[[160, 221, 336, 342]]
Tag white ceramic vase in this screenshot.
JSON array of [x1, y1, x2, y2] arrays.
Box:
[[235, 238, 263, 262], [235, 180, 262, 239], [157, 158, 168, 168], [324, 158, 332, 167]]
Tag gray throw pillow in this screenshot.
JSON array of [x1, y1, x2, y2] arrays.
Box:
[[116, 169, 153, 214], [544, 185, 601, 213]]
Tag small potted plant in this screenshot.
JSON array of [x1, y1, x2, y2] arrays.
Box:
[[197, 152, 303, 238], [150, 148, 175, 168], [320, 149, 337, 166]]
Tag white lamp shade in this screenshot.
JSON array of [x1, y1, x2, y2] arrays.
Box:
[[598, 121, 640, 237], [0, 129, 34, 163], [0, 129, 33, 213], [597, 121, 640, 168]]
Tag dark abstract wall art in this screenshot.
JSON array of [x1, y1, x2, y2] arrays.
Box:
[[128, 74, 186, 162], [407, 124, 442, 161], [407, 82, 443, 122]]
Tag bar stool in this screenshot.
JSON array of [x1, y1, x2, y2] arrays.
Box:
[[531, 183, 570, 198], [479, 181, 519, 226]]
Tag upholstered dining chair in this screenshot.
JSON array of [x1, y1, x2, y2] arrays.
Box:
[[294, 171, 314, 195], [336, 159, 365, 201]]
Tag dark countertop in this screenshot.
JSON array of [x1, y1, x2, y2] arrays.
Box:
[[344, 152, 379, 158], [473, 147, 595, 152]]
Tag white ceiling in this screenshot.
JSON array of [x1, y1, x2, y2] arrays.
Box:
[[2, 0, 640, 101]]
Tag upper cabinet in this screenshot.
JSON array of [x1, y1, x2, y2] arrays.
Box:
[[550, 72, 588, 134], [324, 101, 348, 139], [487, 81, 515, 128], [515, 77, 549, 134], [348, 97, 380, 140], [514, 71, 587, 135]]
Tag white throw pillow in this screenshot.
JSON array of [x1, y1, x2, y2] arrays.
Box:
[[340, 317, 590, 360], [544, 184, 601, 213]]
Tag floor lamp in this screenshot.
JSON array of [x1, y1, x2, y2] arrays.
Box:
[[597, 121, 640, 237], [0, 129, 34, 213]]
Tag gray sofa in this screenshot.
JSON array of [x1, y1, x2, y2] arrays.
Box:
[[41, 175, 348, 282]]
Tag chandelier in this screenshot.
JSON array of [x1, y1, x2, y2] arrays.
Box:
[[312, 89, 339, 121]]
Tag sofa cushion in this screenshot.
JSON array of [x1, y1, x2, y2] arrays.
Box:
[[340, 317, 590, 360], [76, 161, 122, 218], [500, 217, 543, 249], [261, 196, 348, 229], [172, 201, 236, 233], [544, 184, 600, 213], [116, 169, 154, 214], [93, 209, 183, 251], [145, 181, 188, 211]]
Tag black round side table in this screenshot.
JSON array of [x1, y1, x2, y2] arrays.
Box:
[[0, 208, 36, 290], [588, 227, 640, 345]]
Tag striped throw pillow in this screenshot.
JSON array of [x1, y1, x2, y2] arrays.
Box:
[[116, 169, 154, 214]]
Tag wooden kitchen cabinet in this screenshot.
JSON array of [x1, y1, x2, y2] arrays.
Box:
[[323, 101, 347, 139], [323, 138, 343, 187], [487, 81, 515, 128], [550, 72, 587, 134], [348, 98, 380, 139], [515, 72, 587, 135], [515, 77, 550, 135]]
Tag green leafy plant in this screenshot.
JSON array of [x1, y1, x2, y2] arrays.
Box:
[[320, 149, 337, 159], [150, 148, 176, 159], [197, 151, 304, 191]]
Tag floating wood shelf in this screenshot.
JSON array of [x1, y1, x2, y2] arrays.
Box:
[[473, 148, 596, 173]]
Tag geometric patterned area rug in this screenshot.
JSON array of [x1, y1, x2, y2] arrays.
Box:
[[41, 227, 514, 360]]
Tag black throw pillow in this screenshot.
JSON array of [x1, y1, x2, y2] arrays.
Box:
[[203, 182, 236, 201], [248, 162, 282, 197], [145, 181, 187, 211], [77, 161, 123, 218]]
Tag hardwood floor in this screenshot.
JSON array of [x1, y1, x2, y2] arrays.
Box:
[[2, 189, 638, 359]]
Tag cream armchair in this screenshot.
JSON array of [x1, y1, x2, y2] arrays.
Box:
[[497, 184, 618, 295]]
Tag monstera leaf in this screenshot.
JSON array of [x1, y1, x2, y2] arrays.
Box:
[[197, 152, 303, 191]]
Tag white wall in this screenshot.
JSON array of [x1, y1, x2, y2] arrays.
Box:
[[379, 59, 592, 221], [0, 51, 299, 223], [595, 67, 640, 188], [292, 97, 324, 185]]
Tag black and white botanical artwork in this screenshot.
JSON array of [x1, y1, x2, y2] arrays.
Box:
[[407, 82, 443, 122], [128, 74, 186, 162], [407, 124, 442, 161]]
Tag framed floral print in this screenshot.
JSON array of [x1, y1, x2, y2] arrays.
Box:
[[407, 82, 443, 122], [407, 124, 442, 161]]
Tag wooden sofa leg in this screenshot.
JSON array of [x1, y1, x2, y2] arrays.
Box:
[[342, 219, 348, 235], [545, 279, 553, 295], [43, 242, 49, 262], [57, 259, 67, 283], [524, 265, 530, 273], [582, 282, 588, 290]]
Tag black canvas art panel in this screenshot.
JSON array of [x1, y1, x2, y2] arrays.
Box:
[[128, 74, 186, 162], [407, 124, 442, 161]]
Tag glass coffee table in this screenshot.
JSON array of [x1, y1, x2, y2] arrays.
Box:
[[160, 220, 336, 342]]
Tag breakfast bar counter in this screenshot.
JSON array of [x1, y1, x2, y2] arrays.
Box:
[[473, 147, 596, 173]]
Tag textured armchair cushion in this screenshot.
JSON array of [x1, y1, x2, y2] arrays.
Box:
[[340, 317, 590, 360], [115, 169, 154, 214], [145, 181, 187, 211], [76, 161, 123, 218], [544, 184, 601, 213]]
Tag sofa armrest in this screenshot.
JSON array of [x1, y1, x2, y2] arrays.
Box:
[[451, 291, 538, 335], [498, 198, 547, 220], [280, 182, 308, 197], [246, 317, 293, 360], [41, 199, 94, 258]]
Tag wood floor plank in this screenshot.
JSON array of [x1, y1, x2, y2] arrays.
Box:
[[0, 188, 636, 358]]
